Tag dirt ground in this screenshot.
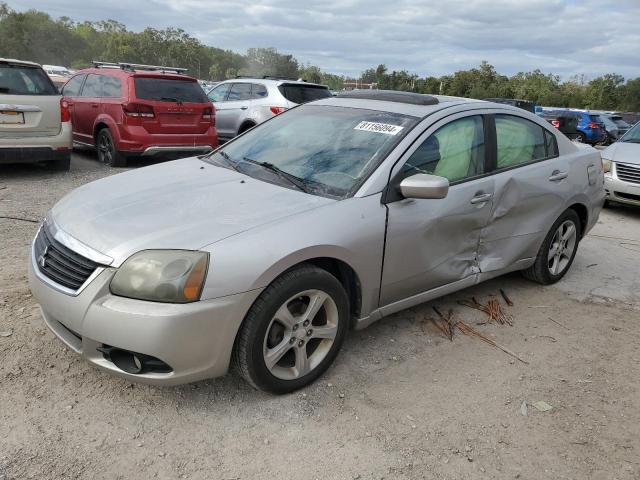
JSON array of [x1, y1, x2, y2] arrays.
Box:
[[1, 152, 639, 480]]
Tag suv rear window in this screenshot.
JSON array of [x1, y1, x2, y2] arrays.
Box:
[[277, 84, 331, 104], [134, 77, 208, 103], [0, 63, 58, 95]]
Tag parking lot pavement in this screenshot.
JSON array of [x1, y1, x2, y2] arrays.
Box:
[[1, 152, 639, 480]]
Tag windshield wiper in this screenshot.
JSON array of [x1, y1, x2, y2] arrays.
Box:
[[204, 150, 240, 172], [241, 157, 309, 193]]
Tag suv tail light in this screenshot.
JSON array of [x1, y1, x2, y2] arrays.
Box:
[[202, 106, 215, 126], [269, 106, 286, 115], [122, 102, 155, 118], [60, 99, 71, 123], [587, 122, 600, 129]]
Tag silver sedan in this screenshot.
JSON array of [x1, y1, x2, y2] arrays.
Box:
[[29, 91, 604, 393]]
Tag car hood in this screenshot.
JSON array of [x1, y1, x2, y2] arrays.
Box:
[[50, 157, 334, 265], [603, 141, 640, 166]]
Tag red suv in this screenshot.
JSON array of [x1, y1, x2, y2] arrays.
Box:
[[62, 62, 217, 167]]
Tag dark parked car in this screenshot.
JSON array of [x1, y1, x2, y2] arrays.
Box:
[[62, 62, 218, 167], [483, 98, 536, 113], [542, 110, 606, 145]]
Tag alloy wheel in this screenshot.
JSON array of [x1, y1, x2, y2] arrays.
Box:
[[98, 133, 113, 164], [547, 220, 577, 276], [263, 289, 339, 380]]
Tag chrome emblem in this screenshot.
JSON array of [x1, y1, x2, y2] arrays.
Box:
[[38, 245, 49, 268]]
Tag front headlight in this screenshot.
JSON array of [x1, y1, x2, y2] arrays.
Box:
[[110, 250, 209, 303], [602, 158, 612, 173]]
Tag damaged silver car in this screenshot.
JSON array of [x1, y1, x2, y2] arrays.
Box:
[[29, 90, 604, 393]]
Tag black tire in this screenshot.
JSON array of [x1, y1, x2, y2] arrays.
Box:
[[47, 154, 70, 171], [237, 122, 255, 135], [522, 209, 581, 285], [233, 264, 349, 394], [96, 129, 127, 167]]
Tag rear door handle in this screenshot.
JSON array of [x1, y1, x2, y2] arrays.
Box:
[[470, 193, 493, 204], [549, 170, 568, 182], [91, 103, 99, 108], [240, 106, 248, 110]]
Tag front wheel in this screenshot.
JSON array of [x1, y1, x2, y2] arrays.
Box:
[[233, 264, 349, 394], [522, 209, 581, 285]]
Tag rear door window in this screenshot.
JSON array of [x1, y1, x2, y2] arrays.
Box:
[[62, 74, 85, 96], [495, 115, 547, 169], [227, 83, 252, 101], [101, 76, 122, 97], [0, 63, 58, 95], [251, 83, 268, 99], [278, 84, 331, 104], [134, 77, 208, 103], [81, 74, 102, 97]]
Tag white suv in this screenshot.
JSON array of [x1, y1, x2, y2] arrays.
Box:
[[207, 77, 331, 141], [0, 58, 72, 170]]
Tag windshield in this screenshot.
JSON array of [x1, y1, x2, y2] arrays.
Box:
[[205, 104, 418, 198], [134, 77, 208, 103], [612, 117, 631, 128], [620, 122, 640, 143], [0, 63, 58, 95]]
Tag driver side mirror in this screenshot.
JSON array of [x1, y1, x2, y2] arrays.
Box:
[[399, 173, 449, 199]]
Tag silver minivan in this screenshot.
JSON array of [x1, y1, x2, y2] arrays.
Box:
[[207, 78, 331, 141], [1, 58, 72, 169], [29, 91, 604, 393]]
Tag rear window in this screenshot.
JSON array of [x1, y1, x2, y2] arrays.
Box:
[[0, 63, 58, 95], [277, 84, 331, 104], [134, 77, 208, 103], [589, 114, 602, 123]]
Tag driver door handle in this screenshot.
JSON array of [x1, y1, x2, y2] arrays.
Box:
[[240, 106, 248, 110], [549, 170, 568, 182], [470, 193, 493, 204]]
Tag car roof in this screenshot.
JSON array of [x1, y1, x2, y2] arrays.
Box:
[[0, 58, 42, 68], [74, 67, 198, 80], [219, 77, 327, 88], [313, 92, 485, 118]]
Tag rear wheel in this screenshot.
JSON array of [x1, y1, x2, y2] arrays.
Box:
[[238, 122, 256, 135], [97, 129, 126, 167], [522, 209, 581, 285], [234, 264, 349, 394], [575, 132, 586, 144]]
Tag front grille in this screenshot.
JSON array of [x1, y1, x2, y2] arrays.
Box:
[[34, 226, 99, 291], [616, 162, 640, 184]]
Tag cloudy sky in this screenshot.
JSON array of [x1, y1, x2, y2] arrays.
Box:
[[11, 0, 640, 79]]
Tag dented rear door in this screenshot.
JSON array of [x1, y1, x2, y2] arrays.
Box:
[[477, 113, 572, 272]]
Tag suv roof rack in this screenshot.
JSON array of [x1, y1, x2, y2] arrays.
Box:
[[234, 75, 301, 81], [337, 89, 439, 106], [92, 61, 188, 74]]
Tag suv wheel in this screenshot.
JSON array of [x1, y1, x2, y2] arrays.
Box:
[[522, 209, 581, 285], [234, 264, 349, 394], [97, 129, 126, 167]]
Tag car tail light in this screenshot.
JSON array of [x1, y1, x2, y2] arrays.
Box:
[[270, 106, 286, 115], [122, 102, 155, 118], [587, 122, 600, 129], [60, 99, 71, 123], [202, 106, 215, 126], [551, 119, 560, 129]]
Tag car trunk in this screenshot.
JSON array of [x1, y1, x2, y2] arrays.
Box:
[[131, 75, 212, 135], [0, 62, 61, 139]]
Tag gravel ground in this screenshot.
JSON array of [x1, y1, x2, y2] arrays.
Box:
[[1, 151, 639, 480]]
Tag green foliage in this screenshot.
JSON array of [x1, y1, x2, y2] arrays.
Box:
[[0, 4, 637, 111]]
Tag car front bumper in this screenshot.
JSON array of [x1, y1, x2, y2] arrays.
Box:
[[604, 164, 640, 207], [28, 246, 261, 386]]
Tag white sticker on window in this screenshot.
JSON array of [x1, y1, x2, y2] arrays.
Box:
[[354, 121, 404, 135]]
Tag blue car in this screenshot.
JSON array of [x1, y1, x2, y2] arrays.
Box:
[[545, 110, 606, 145]]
